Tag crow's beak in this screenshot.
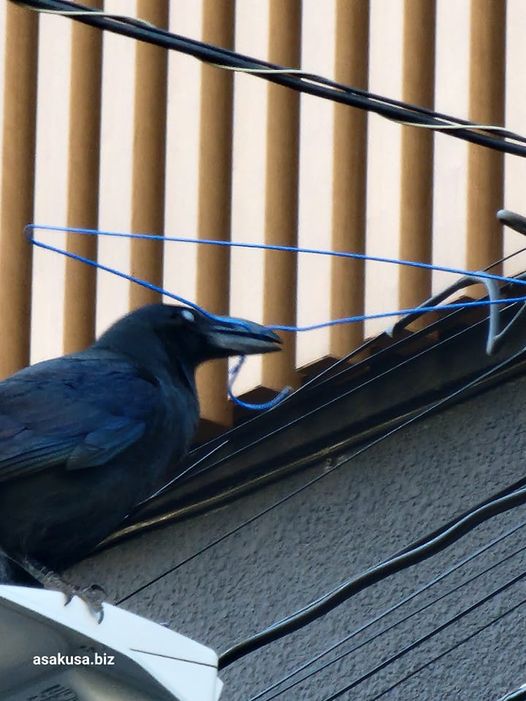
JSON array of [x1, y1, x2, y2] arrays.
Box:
[[206, 316, 282, 356]]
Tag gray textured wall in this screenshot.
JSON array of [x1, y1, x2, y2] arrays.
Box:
[[69, 373, 526, 701]]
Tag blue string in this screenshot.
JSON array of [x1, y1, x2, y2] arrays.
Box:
[[26, 224, 526, 411], [28, 224, 526, 294], [228, 356, 292, 411]]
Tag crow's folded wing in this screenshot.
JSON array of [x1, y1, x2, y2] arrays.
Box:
[[0, 354, 161, 482]]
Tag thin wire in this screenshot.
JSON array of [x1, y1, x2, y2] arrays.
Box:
[[368, 599, 526, 701], [322, 569, 526, 701], [138, 439, 229, 505], [219, 479, 526, 668], [250, 522, 526, 701], [117, 345, 526, 607]]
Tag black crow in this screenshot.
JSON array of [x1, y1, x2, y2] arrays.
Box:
[[0, 304, 281, 617]]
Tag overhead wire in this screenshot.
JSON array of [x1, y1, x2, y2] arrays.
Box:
[[249, 521, 526, 700], [323, 571, 526, 701], [14, 0, 526, 157]]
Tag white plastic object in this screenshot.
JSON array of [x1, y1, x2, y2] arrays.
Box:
[[0, 585, 223, 701]]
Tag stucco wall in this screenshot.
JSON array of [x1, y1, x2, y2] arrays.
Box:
[[69, 372, 526, 700]]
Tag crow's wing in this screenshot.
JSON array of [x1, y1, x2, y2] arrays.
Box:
[[0, 353, 161, 482]]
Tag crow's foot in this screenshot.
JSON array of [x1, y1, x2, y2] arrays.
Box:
[[20, 558, 106, 623]]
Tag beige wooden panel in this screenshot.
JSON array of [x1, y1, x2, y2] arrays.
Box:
[[364, 0, 404, 337], [0, 2, 37, 377], [432, 0, 470, 294], [30, 13, 72, 364], [163, 0, 203, 310], [503, 0, 526, 278], [98, 0, 167, 332], [96, 0, 136, 335], [296, 0, 337, 367]]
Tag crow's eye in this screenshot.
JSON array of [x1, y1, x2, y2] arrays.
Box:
[[180, 309, 195, 322]]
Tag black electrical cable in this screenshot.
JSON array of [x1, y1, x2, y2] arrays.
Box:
[[250, 522, 526, 701], [367, 602, 526, 701], [14, 0, 526, 158], [321, 568, 526, 701], [498, 686, 526, 701], [215, 345, 526, 668], [13, 0, 526, 144]]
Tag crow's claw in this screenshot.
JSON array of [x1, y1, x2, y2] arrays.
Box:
[[19, 557, 106, 623], [62, 582, 106, 623]]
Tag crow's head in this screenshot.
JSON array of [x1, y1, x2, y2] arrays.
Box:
[[95, 303, 282, 369]]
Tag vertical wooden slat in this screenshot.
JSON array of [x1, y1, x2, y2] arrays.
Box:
[[195, 0, 235, 425], [129, 0, 168, 310], [466, 0, 506, 273], [0, 3, 38, 376], [398, 0, 436, 313], [331, 0, 368, 356], [262, 0, 301, 389], [503, 0, 526, 277], [64, 0, 102, 353], [365, 0, 404, 338]]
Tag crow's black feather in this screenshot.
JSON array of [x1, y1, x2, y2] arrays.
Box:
[[0, 303, 281, 571]]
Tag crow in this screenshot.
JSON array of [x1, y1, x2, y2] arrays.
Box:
[[0, 303, 281, 617]]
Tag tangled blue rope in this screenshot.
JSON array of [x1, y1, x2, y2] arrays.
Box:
[[26, 224, 526, 411]]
